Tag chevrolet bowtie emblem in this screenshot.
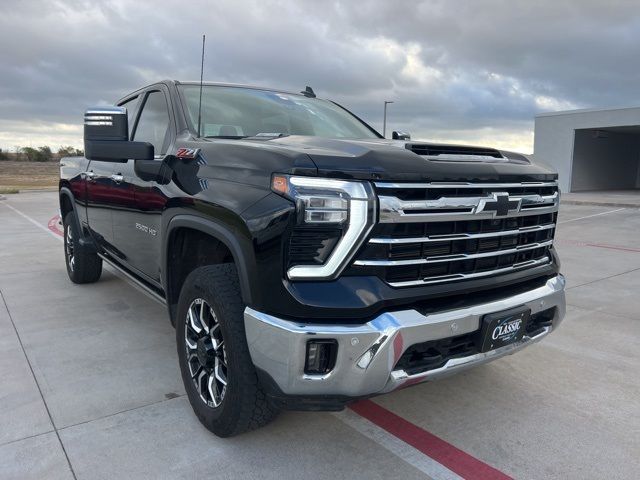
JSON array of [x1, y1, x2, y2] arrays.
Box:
[[477, 193, 521, 217]]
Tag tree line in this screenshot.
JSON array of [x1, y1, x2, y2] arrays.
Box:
[[0, 146, 84, 162]]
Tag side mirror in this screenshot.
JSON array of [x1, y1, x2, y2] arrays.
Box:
[[392, 130, 411, 140], [84, 106, 154, 162]]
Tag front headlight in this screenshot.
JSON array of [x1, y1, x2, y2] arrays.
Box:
[[271, 175, 375, 280]]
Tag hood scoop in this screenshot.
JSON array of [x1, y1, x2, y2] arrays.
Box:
[[407, 143, 507, 163]]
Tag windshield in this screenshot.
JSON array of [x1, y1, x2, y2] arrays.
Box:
[[178, 85, 379, 140]]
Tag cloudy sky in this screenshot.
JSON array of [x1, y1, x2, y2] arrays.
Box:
[[1, 0, 639, 153]]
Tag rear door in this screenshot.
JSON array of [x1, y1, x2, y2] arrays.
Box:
[[111, 87, 173, 283], [84, 159, 116, 251]]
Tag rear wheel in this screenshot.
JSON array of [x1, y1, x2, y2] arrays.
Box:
[[176, 264, 279, 437], [63, 212, 102, 284]]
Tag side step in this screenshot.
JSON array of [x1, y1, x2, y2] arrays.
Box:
[[98, 253, 166, 305]]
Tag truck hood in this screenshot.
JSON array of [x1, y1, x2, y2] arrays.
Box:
[[257, 136, 557, 183], [189, 135, 556, 189]]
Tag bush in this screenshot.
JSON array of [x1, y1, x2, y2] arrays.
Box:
[[0, 148, 8, 160], [57, 146, 84, 157], [20, 146, 53, 162]]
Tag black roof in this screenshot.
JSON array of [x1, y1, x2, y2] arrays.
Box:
[[174, 80, 313, 98]]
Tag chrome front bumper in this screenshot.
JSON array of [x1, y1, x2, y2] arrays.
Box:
[[244, 275, 565, 398]]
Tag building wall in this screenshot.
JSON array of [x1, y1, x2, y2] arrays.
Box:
[[533, 107, 640, 192], [571, 130, 640, 191]]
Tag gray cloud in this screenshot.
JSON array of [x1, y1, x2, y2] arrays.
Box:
[[1, 0, 638, 152]]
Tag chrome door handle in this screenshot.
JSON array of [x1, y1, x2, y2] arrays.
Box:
[[111, 174, 124, 184], [85, 171, 98, 182]]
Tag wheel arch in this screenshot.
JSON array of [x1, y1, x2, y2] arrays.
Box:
[[59, 187, 75, 220], [59, 187, 89, 243], [163, 214, 257, 325]]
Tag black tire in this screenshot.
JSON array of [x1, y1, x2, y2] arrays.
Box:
[[176, 264, 279, 437], [63, 212, 102, 284]]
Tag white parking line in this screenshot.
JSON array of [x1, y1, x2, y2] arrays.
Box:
[[558, 207, 625, 224], [332, 409, 463, 480], [2, 203, 63, 241]]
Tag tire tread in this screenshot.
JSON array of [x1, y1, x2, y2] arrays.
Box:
[[177, 264, 278, 437]]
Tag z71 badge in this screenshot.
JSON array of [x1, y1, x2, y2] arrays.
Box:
[[175, 147, 200, 159]]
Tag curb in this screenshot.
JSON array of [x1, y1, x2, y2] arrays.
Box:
[[18, 187, 58, 193]]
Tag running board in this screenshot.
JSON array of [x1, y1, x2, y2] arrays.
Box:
[[98, 253, 167, 305]]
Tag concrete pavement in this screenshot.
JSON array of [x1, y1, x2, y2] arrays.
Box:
[[1, 191, 638, 480]]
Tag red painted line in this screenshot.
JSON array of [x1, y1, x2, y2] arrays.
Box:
[[350, 400, 513, 480], [584, 243, 640, 253], [48, 215, 63, 237], [556, 239, 640, 253]]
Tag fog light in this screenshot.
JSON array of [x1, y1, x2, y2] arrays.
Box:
[[304, 340, 337, 375]]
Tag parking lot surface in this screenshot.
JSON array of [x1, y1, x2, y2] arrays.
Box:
[[1, 191, 639, 480]]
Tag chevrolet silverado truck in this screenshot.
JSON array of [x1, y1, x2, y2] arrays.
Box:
[[59, 80, 565, 437]]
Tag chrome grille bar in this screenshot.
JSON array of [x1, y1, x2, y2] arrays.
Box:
[[374, 181, 558, 189], [387, 256, 552, 287], [353, 181, 559, 287], [354, 240, 553, 267], [369, 223, 555, 244], [378, 192, 559, 223]]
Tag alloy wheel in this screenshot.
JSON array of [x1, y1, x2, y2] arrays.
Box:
[[65, 224, 75, 271], [184, 298, 228, 407]]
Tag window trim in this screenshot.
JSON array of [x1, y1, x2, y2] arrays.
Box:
[[131, 86, 176, 157], [117, 94, 142, 140]]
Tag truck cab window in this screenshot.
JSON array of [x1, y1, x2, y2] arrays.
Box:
[[118, 96, 139, 139], [134, 91, 170, 155]]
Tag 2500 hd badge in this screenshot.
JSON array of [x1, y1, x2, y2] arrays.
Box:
[[135, 222, 157, 236]]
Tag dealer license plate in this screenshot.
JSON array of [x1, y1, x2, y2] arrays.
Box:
[[479, 306, 530, 353]]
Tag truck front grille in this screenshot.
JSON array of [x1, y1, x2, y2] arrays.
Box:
[[351, 181, 559, 287]]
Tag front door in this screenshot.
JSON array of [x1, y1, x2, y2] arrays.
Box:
[[111, 88, 173, 285], [84, 94, 141, 256]]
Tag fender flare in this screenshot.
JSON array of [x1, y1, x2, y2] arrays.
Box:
[[59, 186, 76, 220], [59, 187, 96, 252], [162, 214, 257, 308]]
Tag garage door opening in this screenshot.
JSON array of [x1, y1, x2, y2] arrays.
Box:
[[571, 126, 640, 192]]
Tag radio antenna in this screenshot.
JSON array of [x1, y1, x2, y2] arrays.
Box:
[[197, 34, 206, 138]]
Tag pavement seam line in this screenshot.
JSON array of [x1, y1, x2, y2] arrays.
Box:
[[566, 265, 640, 290], [0, 290, 78, 480], [0, 429, 56, 449], [57, 393, 187, 432]]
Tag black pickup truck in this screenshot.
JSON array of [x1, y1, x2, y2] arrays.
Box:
[[59, 80, 565, 437]]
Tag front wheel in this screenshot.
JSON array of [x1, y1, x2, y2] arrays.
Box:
[[176, 264, 279, 437]]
